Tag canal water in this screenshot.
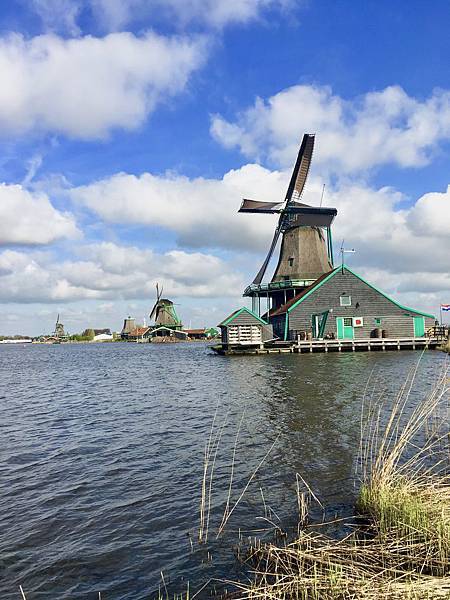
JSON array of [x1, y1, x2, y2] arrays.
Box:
[[0, 343, 446, 599]]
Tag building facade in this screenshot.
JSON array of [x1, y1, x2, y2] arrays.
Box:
[[270, 265, 435, 341]]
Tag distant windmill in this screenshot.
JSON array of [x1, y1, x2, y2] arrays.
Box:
[[149, 284, 182, 330], [53, 314, 65, 338]]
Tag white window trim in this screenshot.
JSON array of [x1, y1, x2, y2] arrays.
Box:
[[340, 294, 352, 306]]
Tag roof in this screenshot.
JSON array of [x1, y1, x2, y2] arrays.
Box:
[[150, 326, 188, 336], [184, 329, 207, 335], [219, 306, 268, 327], [270, 265, 435, 319], [128, 327, 150, 336], [269, 270, 334, 316]]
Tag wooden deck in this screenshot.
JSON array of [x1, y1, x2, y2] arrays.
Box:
[[213, 337, 443, 355], [294, 337, 441, 353]]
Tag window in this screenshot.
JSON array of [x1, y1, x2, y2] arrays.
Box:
[[288, 256, 294, 267], [374, 318, 382, 326], [343, 318, 353, 327], [340, 294, 352, 306]]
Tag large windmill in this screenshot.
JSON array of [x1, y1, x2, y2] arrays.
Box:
[[149, 284, 183, 330], [239, 133, 337, 315]]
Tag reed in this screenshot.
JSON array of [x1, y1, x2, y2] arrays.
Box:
[[357, 359, 450, 574], [231, 358, 450, 599]]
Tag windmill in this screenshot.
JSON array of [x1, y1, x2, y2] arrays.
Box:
[[53, 314, 65, 338], [149, 284, 182, 330], [239, 133, 337, 314]]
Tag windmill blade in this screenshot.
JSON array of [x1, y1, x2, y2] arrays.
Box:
[[150, 284, 160, 319], [285, 133, 315, 203], [149, 301, 159, 320], [252, 224, 282, 285], [239, 199, 284, 213]]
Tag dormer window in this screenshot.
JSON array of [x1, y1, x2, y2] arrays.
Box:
[[340, 294, 351, 307]]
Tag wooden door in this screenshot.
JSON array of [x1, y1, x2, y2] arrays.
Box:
[[336, 317, 354, 340]]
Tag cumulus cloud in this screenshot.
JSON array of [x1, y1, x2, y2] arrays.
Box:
[[70, 164, 284, 251], [69, 164, 450, 314], [70, 165, 450, 271], [325, 181, 450, 275], [93, 0, 294, 30], [407, 185, 450, 238], [29, 0, 82, 35], [30, 0, 295, 32], [0, 243, 244, 303], [211, 84, 450, 173], [0, 183, 79, 245], [0, 31, 205, 139]]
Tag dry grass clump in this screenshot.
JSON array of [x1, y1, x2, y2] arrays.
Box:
[[235, 532, 450, 599], [357, 360, 450, 575], [232, 358, 450, 599]]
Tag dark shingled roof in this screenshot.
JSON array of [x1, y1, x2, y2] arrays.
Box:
[[269, 269, 336, 317]]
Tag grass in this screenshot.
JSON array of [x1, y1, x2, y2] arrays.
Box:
[[231, 357, 450, 599], [439, 340, 450, 354]]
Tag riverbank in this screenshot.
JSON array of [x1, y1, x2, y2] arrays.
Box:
[[232, 360, 450, 599]]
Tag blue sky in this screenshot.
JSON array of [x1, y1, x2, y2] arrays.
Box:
[[0, 0, 449, 335]]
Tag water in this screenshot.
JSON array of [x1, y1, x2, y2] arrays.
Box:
[[0, 343, 445, 599]]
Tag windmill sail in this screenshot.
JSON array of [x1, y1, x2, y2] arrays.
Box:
[[253, 225, 283, 285], [285, 133, 315, 201], [249, 133, 316, 284], [149, 284, 162, 320]]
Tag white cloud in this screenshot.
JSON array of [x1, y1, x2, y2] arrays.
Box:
[[0, 243, 244, 303], [297, 178, 450, 277], [70, 164, 283, 251], [0, 31, 205, 139], [29, 0, 82, 35], [0, 183, 79, 245], [30, 0, 295, 32], [97, 0, 294, 29], [407, 185, 450, 238], [211, 84, 450, 173]]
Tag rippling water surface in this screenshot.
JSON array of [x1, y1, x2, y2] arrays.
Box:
[[0, 343, 445, 599]]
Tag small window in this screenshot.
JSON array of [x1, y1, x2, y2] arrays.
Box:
[[343, 317, 353, 327], [340, 294, 351, 306], [288, 256, 294, 267], [374, 318, 382, 326]]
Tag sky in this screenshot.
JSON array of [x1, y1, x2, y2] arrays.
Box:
[[0, 0, 449, 335]]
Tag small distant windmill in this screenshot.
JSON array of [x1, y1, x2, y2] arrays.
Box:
[[53, 314, 65, 338], [149, 284, 182, 330]]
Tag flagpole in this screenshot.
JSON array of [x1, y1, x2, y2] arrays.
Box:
[[440, 304, 443, 327]]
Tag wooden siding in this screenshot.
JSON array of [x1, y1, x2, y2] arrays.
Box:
[[275, 270, 435, 339], [225, 311, 266, 326]]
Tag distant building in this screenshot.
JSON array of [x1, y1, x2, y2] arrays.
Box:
[[93, 329, 113, 342], [121, 317, 136, 339], [127, 326, 151, 342]]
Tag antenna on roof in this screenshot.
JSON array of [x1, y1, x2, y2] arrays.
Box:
[[340, 239, 355, 273], [320, 184, 326, 207]]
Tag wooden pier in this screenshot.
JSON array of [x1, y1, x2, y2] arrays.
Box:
[[294, 337, 441, 353], [213, 337, 444, 356]]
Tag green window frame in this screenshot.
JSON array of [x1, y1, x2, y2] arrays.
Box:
[[374, 318, 382, 326]]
